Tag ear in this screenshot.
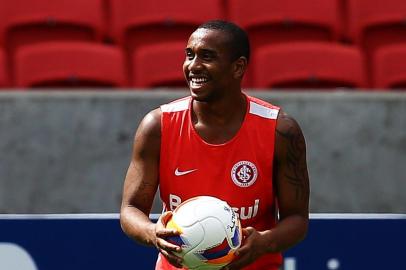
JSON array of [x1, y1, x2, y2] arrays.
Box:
[[233, 56, 248, 79]]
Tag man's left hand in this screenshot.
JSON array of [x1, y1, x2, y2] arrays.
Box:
[[223, 227, 268, 270]]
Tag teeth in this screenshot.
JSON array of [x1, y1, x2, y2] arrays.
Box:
[[191, 77, 208, 83]]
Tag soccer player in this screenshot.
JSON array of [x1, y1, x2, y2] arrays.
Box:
[[120, 20, 310, 270]]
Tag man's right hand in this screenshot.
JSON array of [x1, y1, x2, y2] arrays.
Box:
[[154, 211, 184, 268]]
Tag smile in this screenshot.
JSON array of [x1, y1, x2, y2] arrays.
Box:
[[190, 76, 209, 88]]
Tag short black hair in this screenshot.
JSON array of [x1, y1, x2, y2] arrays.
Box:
[[197, 20, 250, 63]]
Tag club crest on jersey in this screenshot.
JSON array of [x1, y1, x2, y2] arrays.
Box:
[[231, 161, 258, 187]]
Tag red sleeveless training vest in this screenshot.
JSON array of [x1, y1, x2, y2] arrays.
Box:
[[157, 94, 282, 270]]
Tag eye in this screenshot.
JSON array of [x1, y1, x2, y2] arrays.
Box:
[[185, 50, 194, 60], [202, 52, 213, 61]]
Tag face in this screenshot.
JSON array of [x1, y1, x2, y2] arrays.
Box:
[[183, 28, 240, 102]]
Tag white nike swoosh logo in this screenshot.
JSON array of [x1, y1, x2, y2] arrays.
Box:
[[175, 168, 198, 176]]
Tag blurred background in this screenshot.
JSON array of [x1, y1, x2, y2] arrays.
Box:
[[0, 1, 405, 269], [0, 0, 405, 216]]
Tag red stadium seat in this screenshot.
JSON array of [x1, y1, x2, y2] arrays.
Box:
[[0, 0, 105, 51], [0, 48, 9, 87], [373, 45, 406, 89], [228, 0, 342, 47], [109, 0, 224, 86], [228, 0, 342, 87], [110, 0, 224, 47], [0, 0, 106, 85], [132, 42, 186, 88], [346, 0, 406, 87], [252, 42, 366, 89], [347, 0, 406, 55], [14, 42, 127, 88]]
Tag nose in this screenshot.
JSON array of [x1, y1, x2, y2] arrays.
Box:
[[187, 56, 203, 73]]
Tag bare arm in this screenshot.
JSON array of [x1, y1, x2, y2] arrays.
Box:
[[120, 108, 161, 246], [120, 108, 183, 268], [265, 110, 310, 252]]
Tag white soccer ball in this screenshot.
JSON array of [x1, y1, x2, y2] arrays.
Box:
[[166, 196, 242, 270]]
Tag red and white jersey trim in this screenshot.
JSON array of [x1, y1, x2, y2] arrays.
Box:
[[161, 98, 189, 113], [249, 101, 279, 119]]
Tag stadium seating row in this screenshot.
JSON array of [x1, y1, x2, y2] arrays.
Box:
[[2, 41, 406, 89], [0, 0, 405, 89]]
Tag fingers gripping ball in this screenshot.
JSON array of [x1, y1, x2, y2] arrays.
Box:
[[166, 196, 242, 270]]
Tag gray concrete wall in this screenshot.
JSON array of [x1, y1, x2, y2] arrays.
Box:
[[0, 90, 405, 214]]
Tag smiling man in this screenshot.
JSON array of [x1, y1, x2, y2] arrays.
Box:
[[120, 20, 310, 270]]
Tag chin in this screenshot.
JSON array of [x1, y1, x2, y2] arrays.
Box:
[[191, 90, 221, 103], [190, 90, 209, 102], [188, 83, 222, 103]]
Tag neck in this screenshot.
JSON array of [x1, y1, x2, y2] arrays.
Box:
[[192, 91, 247, 126]]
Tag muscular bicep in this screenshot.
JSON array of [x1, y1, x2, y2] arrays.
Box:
[[274, 111, 310, 220], [121, 109, 161, 215]]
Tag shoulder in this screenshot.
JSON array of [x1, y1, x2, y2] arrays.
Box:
[[276, 110, 302, 136], [131, 108, 162, 160], [161, 96, 191, 113], [135, 108, 162, 142], [247, 95, 280, 119], [135, 95, 190, 143], [275, 110, 306, 160]]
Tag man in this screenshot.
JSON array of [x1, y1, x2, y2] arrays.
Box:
[[120, 20, 309, 270]]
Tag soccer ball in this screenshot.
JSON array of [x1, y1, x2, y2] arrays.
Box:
[[166, 196, 242, 270]]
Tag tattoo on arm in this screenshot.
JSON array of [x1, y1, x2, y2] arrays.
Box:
[[276, 115, 309, 202]]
